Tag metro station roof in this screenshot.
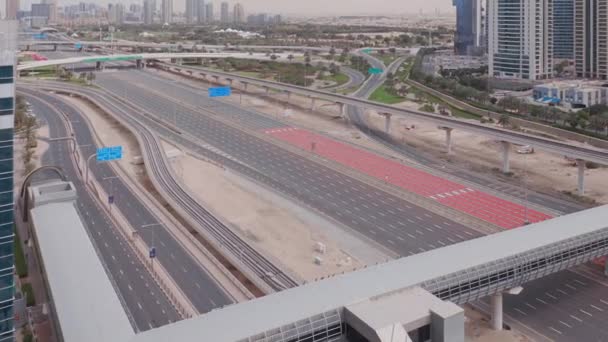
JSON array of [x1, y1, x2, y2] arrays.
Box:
[[30, 201, 135, 342], [132, 205, 608, 342]]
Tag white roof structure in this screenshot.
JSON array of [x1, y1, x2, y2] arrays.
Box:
[[30, 201, 135, 342], [132, 205, 608, 342]]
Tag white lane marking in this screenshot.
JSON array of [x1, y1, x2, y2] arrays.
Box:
[[569, 315, 583, 322], [128, 285, 133, 291], [525, 302, 537, 310], [437, 240, 446, 246], [579, 309, 593, 317], [209, 299, 217, 306], [590, 304, 603, 312], [600, 299, 608, 306], [545, 292, 557, 300], [557, 289, 568, 295], [138, 302, 143, 310], [565, 284, 577, 291], [513, 308, 527, 316], [548, 327, 562, 335], [387, 239, 395, 245], [536, 297, 548, 305], [559, 321, 572, 328], [574, 279, 586, 286], [407, 233, 416, 239], [397, 236, 405, 241]]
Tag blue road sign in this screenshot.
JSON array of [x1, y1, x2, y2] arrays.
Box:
[[75, 43, 83, 49], [208, 87, 231, 97], [97, 146, 123, 162], [108, 195, 114, 205], [149, 247, 156, 259], [368, 67, 383, 74], [32, 33, 47, 40]]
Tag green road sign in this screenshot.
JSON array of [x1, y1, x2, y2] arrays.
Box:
[[362, 48, 372, 54], [368, 67, 383, 74]]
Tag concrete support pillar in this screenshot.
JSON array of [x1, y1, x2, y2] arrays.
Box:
[[26, 45, 30, 51], [339, 103, 346, 117], [136, 59, 142, 69], [501, 141, 511, 174], [491, 293, 503, 331], [212, 75, 220, 84], [444, 127, 453, 155], [382, 113, 392, 134], [227, 79, 233, 86], [576, 159, 586, 196], [242, 82, 248, 91], [53, 44, 57, 51], [604, 258, 608, 276], [177, 58, 183, 66], [170, 58, 176, 64], [95, 61, 102, 70], [310, 97, 316, 111], [285, 91, 291, 103], [264, 86, 270, 95], [196, 57, 203, 65]]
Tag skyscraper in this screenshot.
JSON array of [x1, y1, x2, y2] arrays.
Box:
[[233, 3, 245, 23], [0, 20, 16, 342], [161, 0, 172, 24], [143, 0, 154, 24], [205, 2, 214, 22], [488, 0, 554, 80], [554, 0, 574, 59], [5, 0, 19, 19], [220, 1, 230, 22], [196, 0, 206, 23], [574, 0, 608, 78], [453, 0, 475, 54], [41, 0, 57, 23], [186, 0, 197, 24]]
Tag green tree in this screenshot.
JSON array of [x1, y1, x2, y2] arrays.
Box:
[[498, 114, 511, 127]]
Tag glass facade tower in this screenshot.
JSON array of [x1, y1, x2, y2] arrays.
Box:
[[554, 0, 575, 59], [0, 20, 17, 342]]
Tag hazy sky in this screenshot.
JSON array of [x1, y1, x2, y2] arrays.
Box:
[[9, 0, 455, 16]]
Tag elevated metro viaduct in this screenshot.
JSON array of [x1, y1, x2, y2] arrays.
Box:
[[27, 176, 608, 342]]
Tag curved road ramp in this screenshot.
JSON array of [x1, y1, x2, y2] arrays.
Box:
[[25, 177, 608, 342]]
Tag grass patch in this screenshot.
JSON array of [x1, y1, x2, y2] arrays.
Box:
[[322, 72, 349, 87], [14, 228, 27, 278], [21, 283, 35, 307], [373, 53, 398, 66], [370, 84, 405, 104]]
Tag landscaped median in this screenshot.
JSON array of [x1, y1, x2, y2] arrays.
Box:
[[369, 84, 406, 104]]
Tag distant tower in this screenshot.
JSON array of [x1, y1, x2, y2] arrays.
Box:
[[186, 0, 196, 23], [220, 1, 230, 22], [233, 3, 245, 23], [143, 0, 154, 24], [5, 0, 19, 19], [205, 2, 213, 22], [196, 0, 205, 23], [161, 0, 172, 23]]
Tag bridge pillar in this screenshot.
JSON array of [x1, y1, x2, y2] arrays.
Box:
[[136, 59, 143, 69], [264, 86, 270, 95], [310, 97, 316, 111], [212, 75, 220, 84], [339, 103, 346, 118], [576, 159, 586, 196], [26, 45, 30, 51], [501, 141, 511, 174], [196, 57, 203, 65], [285, 91, 291, 103], [491, 293, 503, 331], [441, 127, 453, 154], [242, 82, 248, 91], [53, 44, 57, 51], [177, 58, 183, 66], [227, 78, 233, 86], [381, 113, 392, 134], [95, 61, 102, 70]]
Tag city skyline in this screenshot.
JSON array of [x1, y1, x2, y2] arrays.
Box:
[[2, 0, 456, 15]]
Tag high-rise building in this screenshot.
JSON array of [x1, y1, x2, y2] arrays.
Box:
[[5, 0, 20, 19], [41, 0, 57, 23], [554, 0, 574, 59], [488, 0, 554, 80], [0, 19, 16, 342], [220, 1, 230, 22], [233, 3, 245, 23], [31, 3, 52, 26], [186, 0, 197, 24], [161, 0, 172, 23], [205, 2, 214, 22], [574, 0, 608, 78], [453, 0, 485, 55], [143, 0, 154, 24], [108, 3, 124, 24], [196, 0, 205, 23]]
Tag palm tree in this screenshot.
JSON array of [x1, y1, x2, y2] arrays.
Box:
[[498, 114, 511, 127]]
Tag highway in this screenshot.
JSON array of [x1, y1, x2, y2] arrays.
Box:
[[20, 88, 234, 314], [23, 92, 180, 331], [90, 71, 484, 255]]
